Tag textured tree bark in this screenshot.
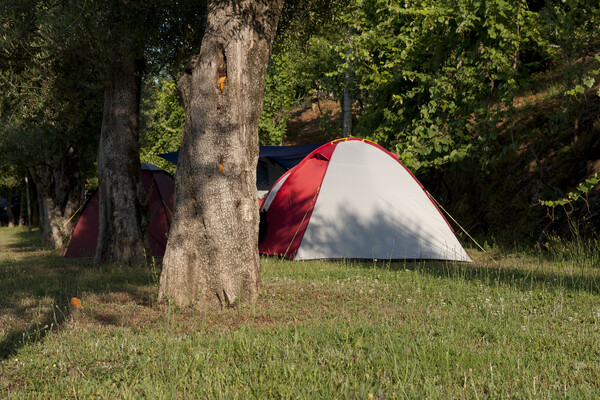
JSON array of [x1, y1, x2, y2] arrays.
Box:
[[94, 56, 149, 266], [159, 0, 284, 307], [30, 161, 84, 248]]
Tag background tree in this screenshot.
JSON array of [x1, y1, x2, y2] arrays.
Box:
[[0, 0, 102, 247], [0, 167, 23, 227], [92, 0, 151, 266], [91, 0, 205, 266], [40, 0, 202, 265], [257, 0, 353, 144], [258, 49, 298, 145], [0, 0, 204, 255], [538, 0, 600, 154]]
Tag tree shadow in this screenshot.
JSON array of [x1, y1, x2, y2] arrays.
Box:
[[350, 253, 600, 296], [2, 228, 44, 253], [296, 203, 470, 261], [0, 231, 159, 360], [268, 197, 599, 296], [0, 297, 70, 361]]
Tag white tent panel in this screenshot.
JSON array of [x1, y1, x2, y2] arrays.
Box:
[[295, 140, 471, 261], [261, 172, 290, 211]]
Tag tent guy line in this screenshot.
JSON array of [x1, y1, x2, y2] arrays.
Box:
[[425, 190, 494, 262]]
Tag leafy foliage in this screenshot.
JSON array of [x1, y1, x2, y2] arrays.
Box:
[[538, 1, 600, 143], [0, 0, 204, 180], [259, 1, 351, 144], [0, 0, 103, 180], [259, 52, 298, 145], [540, 172, 600, 211], [342, 0, 538, 170], [140, 76, 185, 174]]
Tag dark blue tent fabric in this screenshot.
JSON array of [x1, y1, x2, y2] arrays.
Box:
[[258, 143, 325, 168], [159, 142, 325, 169], [159, 151, 179, 164]]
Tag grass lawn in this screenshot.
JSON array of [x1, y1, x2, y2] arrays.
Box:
[[1, 226, 599, 399]]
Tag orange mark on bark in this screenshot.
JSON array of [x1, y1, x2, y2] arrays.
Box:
[[218, 76, 226, 92]]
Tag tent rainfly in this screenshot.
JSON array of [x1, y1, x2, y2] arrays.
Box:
[[258, 138, 472, 262], [64, 163, 174, 258]]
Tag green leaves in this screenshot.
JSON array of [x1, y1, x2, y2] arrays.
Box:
[[342, 0, 531, 170], [0, 0, 103, 181], [259, 51, 299, 145], [139, 76, 184, 174], [540, 172, 600, 210]]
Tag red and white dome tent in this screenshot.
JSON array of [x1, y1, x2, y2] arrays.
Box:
[[258, 138, 472, 262]]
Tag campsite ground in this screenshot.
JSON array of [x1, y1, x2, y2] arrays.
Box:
[[1, 227, 599, 398]]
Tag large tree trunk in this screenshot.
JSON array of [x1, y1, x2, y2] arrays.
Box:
[[30, 162, 84, 248], [159, 0, 284, 308], [94, 56, 149, 267]]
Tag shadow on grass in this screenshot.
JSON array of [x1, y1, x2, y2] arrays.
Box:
[[1, 228, 45, 253], [349, 252, 600, 296], [0, 298, 71, 362], [0, 230, 159, 361]]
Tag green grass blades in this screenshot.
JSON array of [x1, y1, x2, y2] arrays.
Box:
[[1, 227, 599, 398]]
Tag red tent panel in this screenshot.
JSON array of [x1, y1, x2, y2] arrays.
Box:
[[64, 193, 100, 258], [258, 142, 336, 258], [64, 168, 174, 258]]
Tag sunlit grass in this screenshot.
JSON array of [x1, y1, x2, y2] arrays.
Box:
[[1, 227, 599, 398]]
